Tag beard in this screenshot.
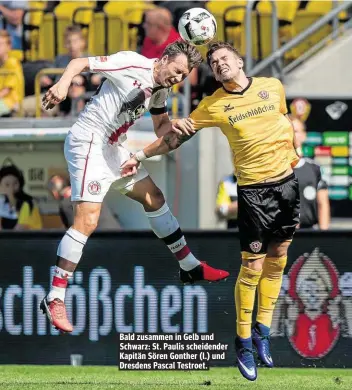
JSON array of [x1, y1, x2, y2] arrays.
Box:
[[217, 71, 234, 83]]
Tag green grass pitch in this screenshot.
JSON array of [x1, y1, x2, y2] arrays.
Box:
[[0, 366, 351, 390]]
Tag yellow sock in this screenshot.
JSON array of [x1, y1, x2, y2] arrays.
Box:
[[256, 256, 287, 328], [235, 266, 262, 339]]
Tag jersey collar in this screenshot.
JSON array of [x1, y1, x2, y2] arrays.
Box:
[[222, 77, 253, 95]]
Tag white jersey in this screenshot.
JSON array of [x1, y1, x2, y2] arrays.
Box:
[[75, 51, 170, 144]]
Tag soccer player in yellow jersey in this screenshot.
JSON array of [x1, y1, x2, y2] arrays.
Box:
[[121, 41, 300, 381]]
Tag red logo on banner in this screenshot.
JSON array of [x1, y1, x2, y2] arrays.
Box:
[[285, 248, 341, 359], [314, 146, 331, 156]]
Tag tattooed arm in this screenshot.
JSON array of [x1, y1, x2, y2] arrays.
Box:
[[145, 131, 196, 157], [120, 131, 197, 177]]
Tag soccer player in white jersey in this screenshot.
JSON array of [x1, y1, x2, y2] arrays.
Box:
[[40, 41, 229, 333]]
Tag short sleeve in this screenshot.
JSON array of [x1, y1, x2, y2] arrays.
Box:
[[316, 166, 328, 191], [17, 202, 30, 226], [88, 52, 141, 81], [277, 79, 288, 115], [189, 98, 216, 130], [29, 205, 43, 230], [216, 181, 231, 207], [18, 203, 42, 229], [149, 88, 170, 115]]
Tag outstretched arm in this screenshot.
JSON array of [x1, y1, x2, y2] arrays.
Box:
[[145, 131, 196, 157], [42, 58, 89, 110], [120, 131, 196, 177]]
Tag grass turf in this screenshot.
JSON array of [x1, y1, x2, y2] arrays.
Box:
[[0, 366, 351, 390]]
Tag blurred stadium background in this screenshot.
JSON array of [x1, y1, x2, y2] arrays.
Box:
[[1, 0, 352, 386]]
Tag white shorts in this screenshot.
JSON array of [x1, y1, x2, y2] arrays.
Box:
[[64, 124, 148, 202]]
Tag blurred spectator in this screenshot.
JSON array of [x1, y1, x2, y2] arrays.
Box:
[[48, 175, 121, 230], [215, 173, 238, 229], [140, 7, 198, 114], [0, 165, 42, 230], [59, 74, 88, 117], [41, 25, 99, 88], [23, 25, 97, 117], [0, 29, 24, 117], [292, 115, 330, 230], [141, 7, 181, 59], [0, 0, 27, 49], [154, 1, 207, 29]]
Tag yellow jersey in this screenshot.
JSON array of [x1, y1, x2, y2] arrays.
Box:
[[0, 56, 24, 110], [190, 77, 299, 186], [18, 202, 43, 230]]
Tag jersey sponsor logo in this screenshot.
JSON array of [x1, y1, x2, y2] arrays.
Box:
[[88, 181, 101, 195], [290, 98, 311, 122], [249, 241, 262, 253], [120, 88, 151, 119], [270, 248, 352, 359], [258, 90, 269, 100], [228, 104, 275, 126], [223, 103, 234, 112]]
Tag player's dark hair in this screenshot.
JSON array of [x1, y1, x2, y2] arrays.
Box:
[[206, 41, 241, 66], [0, 165, 34, 212], [162, 40, 203, 70]]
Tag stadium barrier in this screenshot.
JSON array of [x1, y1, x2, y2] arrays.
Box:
[[0, 229, 351, 367]]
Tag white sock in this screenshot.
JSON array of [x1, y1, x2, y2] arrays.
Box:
[[146, 203, 200, 271], [48, 228, 88, 302]]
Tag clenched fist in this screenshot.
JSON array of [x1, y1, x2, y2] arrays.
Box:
[[42, 82, 69, 110]]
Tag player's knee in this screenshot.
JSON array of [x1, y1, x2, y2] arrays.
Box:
[[266, 256, 287, 272], [267, 240, 291, 258], [73, 212, 99, 236], [246, 261, 264, 272], [145, 187, 165, 212], [241, 252, 265, 272]]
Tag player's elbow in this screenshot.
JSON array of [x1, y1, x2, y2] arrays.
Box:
[[70, 57, 90, 73]]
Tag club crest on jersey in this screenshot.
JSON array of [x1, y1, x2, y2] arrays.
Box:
[[249, 241, 262, 253], [258, 90, 269, 100], [224, 103, 234, 112], [88, 181, 101, 195]]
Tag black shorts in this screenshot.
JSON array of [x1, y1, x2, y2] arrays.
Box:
[[237, 173, 300, 255]]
